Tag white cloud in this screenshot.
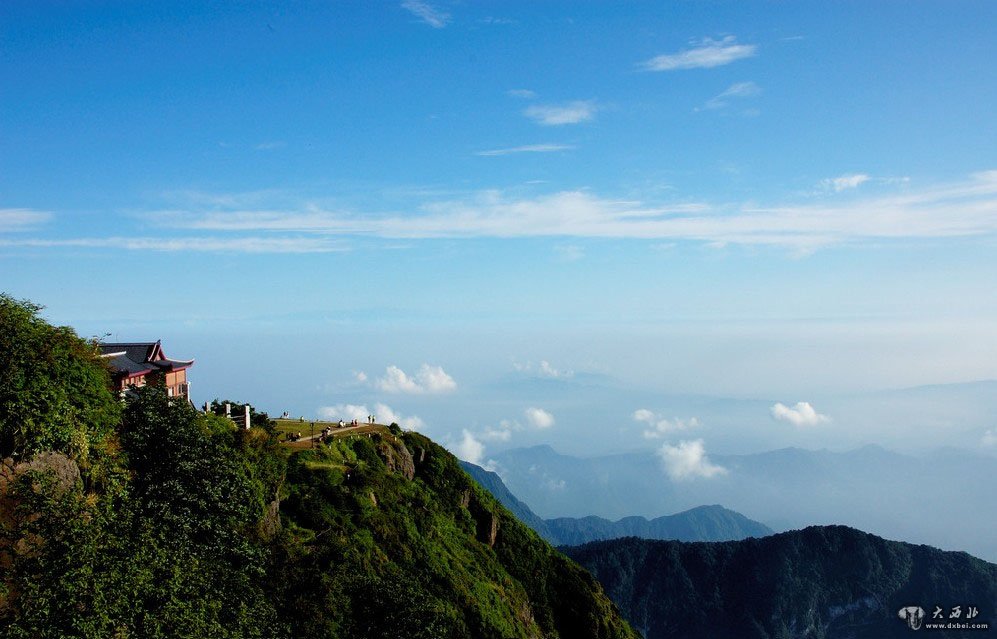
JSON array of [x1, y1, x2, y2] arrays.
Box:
[[538, 360, 568, 378], [0, 236, 343, 253], [524, 407, 555, 429], [374, 402, 425, 430], [543, 477, 566, 491], [770, 401, 831, 427], [480, 16, 516, 26], [375, 364, 457, 394], [138, 170, 997, 252], [318, 402, 424, 431], [524, 101, 597, 126], [641, 36, 757, 71], [657, 439, 728, 480], [453, 429, 485, 464], [701, 81, 761, 110], [507, 88, 536, 99], [475, 418, 522, 443], [822, 173, 871, 192], [353, 371, 368, 383], [514, 360, 573, 379], [401, 0, 450, 28], [319, 403, 370, 422], [475, 144, 575, 157], [981, 429, 997, 447], [634, 410, 701, 439], [0, 208, 50, 231], [480, 425, 513, 442]]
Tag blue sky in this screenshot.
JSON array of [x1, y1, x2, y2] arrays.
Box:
[[3, 2, 996, 462]]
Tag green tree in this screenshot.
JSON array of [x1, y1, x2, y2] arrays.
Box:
[[0, 294, 120, 468], [117, 386, 285, 638]]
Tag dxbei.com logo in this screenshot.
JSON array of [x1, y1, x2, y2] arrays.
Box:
[[898, 607, 926, 630], [898, 605, 988, 632]]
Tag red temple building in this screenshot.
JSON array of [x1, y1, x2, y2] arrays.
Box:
[[99, 340, 194, 401]]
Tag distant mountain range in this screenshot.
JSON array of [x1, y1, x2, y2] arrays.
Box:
[[461, 461, 772, 545], [487, 443, 997, 562], [564, 526, 997, 639]]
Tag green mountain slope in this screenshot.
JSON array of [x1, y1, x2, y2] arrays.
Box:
[[563, 527, 997, 639], [460, 460, 556, 540], [0, 294, 638, 639], [461, 461, 771, 545], [276, 430, 639, 639]]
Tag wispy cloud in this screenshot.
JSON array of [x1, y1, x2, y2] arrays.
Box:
[[513, 360, 573, 379], [524, 101, 597, 126], [480, 424, 513, 442], [770, 401, 831, 427], [123, 169, 997, 252], [507, 88, 536, 99], [475, 143, 575, 157], [0, 236, 344, 253], [821, 173, 871, 192], [401, 0, 450, 28], [0, 208, 51, 232], [553, 244, 584, 262], [479, 16, 515, 26], [700, 81, 761, 110], [641, 36, 757, 71], [375, 364, 457, 394], [980, 428, 997, 447], [634, 410, 701, 439], [657, 439, 727, 480]]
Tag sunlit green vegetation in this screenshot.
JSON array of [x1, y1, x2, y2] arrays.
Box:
[[0, 294, 636, 639]]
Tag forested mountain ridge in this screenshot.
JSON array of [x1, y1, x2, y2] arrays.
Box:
[[490, 443, 997, 562], [564, 526, 997, 639], [0, 294, 638, 639], [461, 461, 772, 545], [545, 506, 773, 546]]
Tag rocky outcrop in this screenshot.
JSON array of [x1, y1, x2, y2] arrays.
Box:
[[258, 498, 282, 541], [1, 452, 80, 527], [377, 437, 415, 480]]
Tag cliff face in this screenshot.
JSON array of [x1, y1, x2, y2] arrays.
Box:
[[275, 430, 640, 639], [563, 526, 997, 639]]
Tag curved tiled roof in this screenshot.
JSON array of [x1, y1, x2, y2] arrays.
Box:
[[99, 340, 193, 377]]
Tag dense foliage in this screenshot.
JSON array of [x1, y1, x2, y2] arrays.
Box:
[[274, 431, 638, 639], [0, 295, 637, 638], [0, 294, 119, 469], [564, 527, 997, 639]]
